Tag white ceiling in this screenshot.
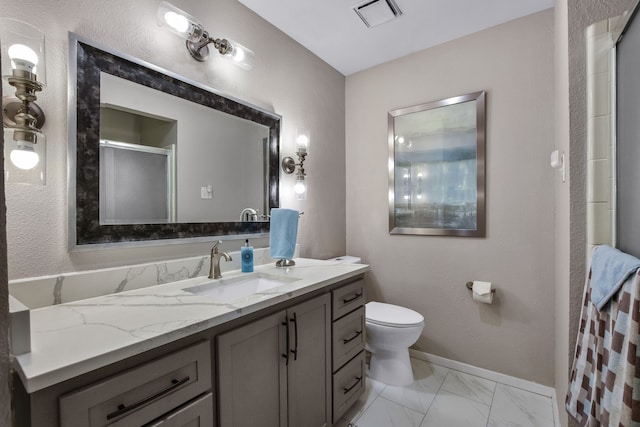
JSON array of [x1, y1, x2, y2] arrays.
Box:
[[238, 0, 555, 75]]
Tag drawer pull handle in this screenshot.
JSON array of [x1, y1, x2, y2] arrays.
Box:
[[343, 376, 362, 394], [342, 292, 363, 304], [290, 312, 299, 361], [106, 376, 190, 420], [343, 330, 363, 344], [282, 317, 290, 366]]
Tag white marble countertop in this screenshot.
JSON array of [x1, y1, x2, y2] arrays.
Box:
[[13, 258, 369, 393]]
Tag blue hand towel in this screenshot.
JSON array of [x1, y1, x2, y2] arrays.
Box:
[[590, 245, 640, 310], [269, 208, 299, 259]]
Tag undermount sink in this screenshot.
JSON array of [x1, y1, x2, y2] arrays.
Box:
[[184, 273, 300, 303]]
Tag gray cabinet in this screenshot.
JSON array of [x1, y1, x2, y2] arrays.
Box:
[[59, 341, 212, 427], [331, 279, 366, 423], [15, 274, 366, 427], [217, 293, 331, 427]]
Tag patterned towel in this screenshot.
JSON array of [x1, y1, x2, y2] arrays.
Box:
[[566, 268, 640, 426]]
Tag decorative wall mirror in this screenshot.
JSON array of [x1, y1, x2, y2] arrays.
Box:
[[68, 33, 280, 248], [388, 91, 486, 237]]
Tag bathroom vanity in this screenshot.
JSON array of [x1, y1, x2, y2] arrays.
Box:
[[11, 258, 368, 427]]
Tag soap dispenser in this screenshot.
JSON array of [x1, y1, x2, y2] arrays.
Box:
[[241, 239, 254, 272]]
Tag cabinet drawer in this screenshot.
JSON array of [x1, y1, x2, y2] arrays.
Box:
[[332, 351, 365, 423], [332, 306, 365, 371], [146, 392, 214, 427], [332, 279, 365, 320], [60, 341, 212, 427]]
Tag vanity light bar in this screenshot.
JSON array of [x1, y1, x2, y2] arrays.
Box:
[[157, 1, 255, 70]]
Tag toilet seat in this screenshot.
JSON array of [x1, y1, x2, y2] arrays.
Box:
[[366, 302, 424, 328]]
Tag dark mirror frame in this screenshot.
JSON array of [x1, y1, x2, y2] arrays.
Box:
[[68, 33, 280, 248]]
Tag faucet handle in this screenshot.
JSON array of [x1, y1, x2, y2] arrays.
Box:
[[211, 240, 222, 253]]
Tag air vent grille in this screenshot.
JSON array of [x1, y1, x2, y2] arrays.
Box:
[[354, 0, 402, 28]]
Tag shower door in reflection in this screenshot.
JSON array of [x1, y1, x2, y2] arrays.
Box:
[[100, 140, 176, 224]]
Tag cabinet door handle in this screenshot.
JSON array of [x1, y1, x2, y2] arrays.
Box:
[[282, 316, 290, 366], [342, 292, 362, 304], [343, 330, 362, 344], [290, 312, 298, 361], [343, 376, 362, 394], [106, 376, 190, 420]]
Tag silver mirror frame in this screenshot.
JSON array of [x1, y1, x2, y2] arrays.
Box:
[[67, 33, 281, 249], [388, 91, 486, 237]]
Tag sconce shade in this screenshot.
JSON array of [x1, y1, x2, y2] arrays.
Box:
[[294, 175, 307, 200], [157, 1, 205, 43], [4, 128, 46, 185], [296, 129, 310, 153], [218, 38, 255, 70], [0, 18, 46, 87]]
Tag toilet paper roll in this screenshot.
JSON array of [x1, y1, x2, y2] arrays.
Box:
[[472, 281, 494, 304]]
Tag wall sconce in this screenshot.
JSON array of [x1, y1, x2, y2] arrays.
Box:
[[282, 129, 309, 200], [1, 18, 47, 185], [157, 1, 255, 70]]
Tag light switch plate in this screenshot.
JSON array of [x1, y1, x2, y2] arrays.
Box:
[[201, 186, 213, 199]]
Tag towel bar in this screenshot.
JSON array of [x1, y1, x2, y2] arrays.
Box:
[[465, 281, 496, 294]]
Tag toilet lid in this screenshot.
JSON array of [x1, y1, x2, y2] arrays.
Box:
[[366, 302, 424, 327]]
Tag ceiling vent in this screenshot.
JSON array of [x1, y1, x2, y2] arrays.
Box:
[[354, 0, 403, 28]]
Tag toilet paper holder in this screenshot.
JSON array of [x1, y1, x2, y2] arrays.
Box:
[[465, 281, 496, 293]]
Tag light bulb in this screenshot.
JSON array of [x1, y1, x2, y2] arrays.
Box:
[[220, 39, 255, 70], [8, 43, 38, 73], [10, 145, 39, 170], [164, 11, 189, 34], [296, 131, 310, 154], [232, 46, 246, 62], [294, 179, 306, 195], [296, 134, 309, 147], [157, 2, 202, 42]]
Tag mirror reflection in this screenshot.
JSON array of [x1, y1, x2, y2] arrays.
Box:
[[98, 73, 269, 224], [69, 34, 280, 247]]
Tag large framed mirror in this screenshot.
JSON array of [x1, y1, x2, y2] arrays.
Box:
[[68, 33, 280, 248], [388, 91, 486, 237]]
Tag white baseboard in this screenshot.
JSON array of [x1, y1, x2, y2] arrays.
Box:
[[409, 349, 562, 427]]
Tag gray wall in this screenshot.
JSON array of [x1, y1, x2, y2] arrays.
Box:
[[0, 0, 347, 279], [346, 10, 556, 385], [555, 1, 639, 425], [554, 1, 571, 424], [0, 57, 11, 427]]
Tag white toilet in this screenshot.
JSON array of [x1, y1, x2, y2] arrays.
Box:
[[365, 301, 424, 386]]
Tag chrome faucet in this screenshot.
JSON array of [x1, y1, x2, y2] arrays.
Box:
[[239, 207, 258, 222], [209, 241, 232, 279]]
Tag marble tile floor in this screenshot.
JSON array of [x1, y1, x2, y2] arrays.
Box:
[[335, 357, 555, 427]]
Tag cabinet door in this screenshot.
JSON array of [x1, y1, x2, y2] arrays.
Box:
[[286, 294, 331, 427], [217, 311, 287, 427]]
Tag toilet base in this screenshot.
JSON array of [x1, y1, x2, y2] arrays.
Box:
[[368, 348, 414, 386]]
